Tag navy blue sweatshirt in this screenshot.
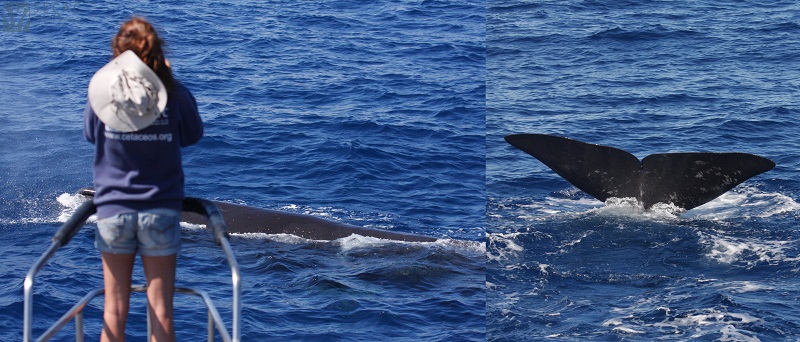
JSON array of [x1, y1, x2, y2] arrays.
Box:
[[84, 81, 203, 219]]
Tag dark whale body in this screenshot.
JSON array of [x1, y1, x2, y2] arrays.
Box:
[[79, 189, 438, 242], [505, 134, 775, 211]]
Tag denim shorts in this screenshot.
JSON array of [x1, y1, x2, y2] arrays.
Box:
[[95, 208, 182, 256]]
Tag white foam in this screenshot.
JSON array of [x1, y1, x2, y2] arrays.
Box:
[[699, 231, 798, 266], [600, 289, 766, 339], [719, 281, 774, 294], [486, 232, 525, 262], [180, 222, 207, 230], [511, 195, 684, 222], [231, 232, 367, 245], [684, 186, 800, 220], [509, 185, 797, 222], [543, 195, 603, 215], [56, 192, 86, 209], [588, 197, 687, 222], [654, 310, 762, 328], [538, 263, 550, 275], [0, 216, 57, 225], [602, 318, 623, 326], [435, 238, 485, 254], [612, 326, 645, 334], [279, 204, 300, 210], [56, 192, 96, 223], [335, 234, 403, 251], [603, 316, 646, 334], [499, 194, 602, 220], [230, 232, 484, 256], [720, 324, 761, 342], [555, 230, 594, 252]]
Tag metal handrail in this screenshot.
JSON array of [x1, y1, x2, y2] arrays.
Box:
[[23, 197, 241, 342]]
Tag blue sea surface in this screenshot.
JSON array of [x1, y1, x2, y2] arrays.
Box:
[[5, 0, 800, 341], [488, 0, 800, 341], [0, 1, 485, 340]]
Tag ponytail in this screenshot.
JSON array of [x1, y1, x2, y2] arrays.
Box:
[[111, 17, 174, 91]]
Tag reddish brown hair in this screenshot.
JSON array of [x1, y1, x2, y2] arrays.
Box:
[[112, 17, 174, 91]]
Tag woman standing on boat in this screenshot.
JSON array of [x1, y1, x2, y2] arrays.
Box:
[[84, 17, 203, 342]]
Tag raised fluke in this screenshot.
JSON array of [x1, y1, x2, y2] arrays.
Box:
[[505, 134, 775, 211]]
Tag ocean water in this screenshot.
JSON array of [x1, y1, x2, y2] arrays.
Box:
[[5, 0, 800, 341], [0, 1, 484, 341], [488, 1, 800, 341]]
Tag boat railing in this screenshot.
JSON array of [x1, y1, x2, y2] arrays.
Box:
[[23, 197, 241, 342]]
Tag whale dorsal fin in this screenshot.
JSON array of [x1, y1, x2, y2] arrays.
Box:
[[505, 134, 775, 210]]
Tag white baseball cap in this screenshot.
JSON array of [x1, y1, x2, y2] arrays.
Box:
[[88, 50, 167, 132]]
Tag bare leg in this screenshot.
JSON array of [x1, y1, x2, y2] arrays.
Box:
[[142, 254, 177, 342], [101, 252, 136, 342]]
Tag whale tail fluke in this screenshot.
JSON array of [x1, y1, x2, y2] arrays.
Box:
[[505, 134, 775, 211]]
